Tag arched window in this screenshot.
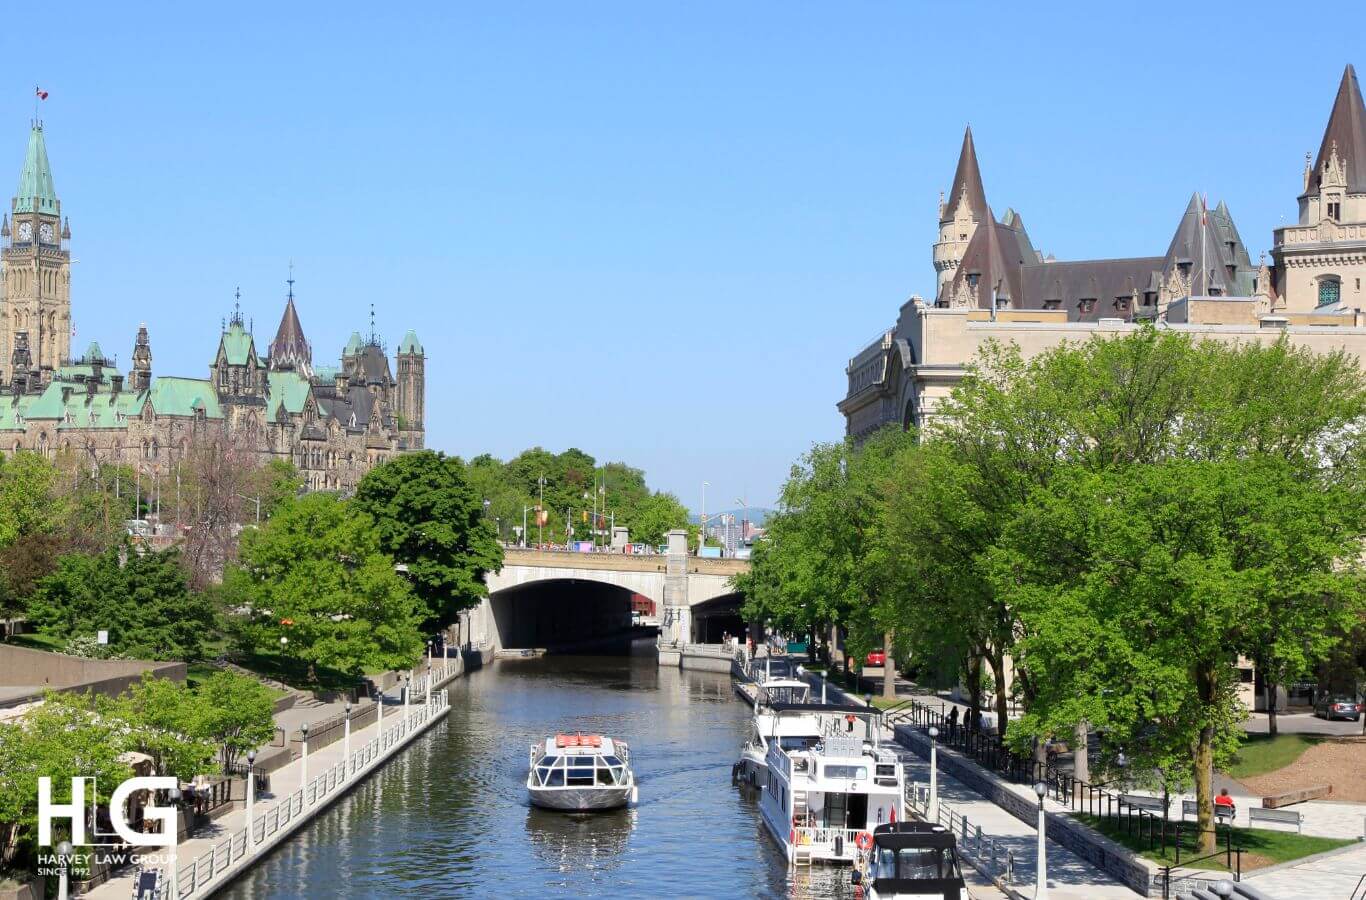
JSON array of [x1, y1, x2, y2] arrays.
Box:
[[1319, 276, 1341, 307]]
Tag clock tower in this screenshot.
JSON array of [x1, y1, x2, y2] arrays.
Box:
[[1, 121, 70, 382]]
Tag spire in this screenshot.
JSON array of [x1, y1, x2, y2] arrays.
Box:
[[943, 126, 989, 224], [268, 284, 311, 373], [14, 122, 58, 214], [1307, 64, 1366, 194]]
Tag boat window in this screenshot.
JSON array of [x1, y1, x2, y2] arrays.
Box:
[[779, 737, 819, 751], [567, 767, 595, 786], [824, 765, 868, 780], [535, 766, 554, 785], [595, 767, 618, 785], [896, 848, 946, 879], [544, 767, 565, 787], [603, 756, 623, 768]]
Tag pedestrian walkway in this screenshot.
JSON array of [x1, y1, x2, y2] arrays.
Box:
[[1240, 842, 1366, 898], [85, 670, 455, 899], [1122, 784, 1366, 841], [887, 738, 1143, 898]]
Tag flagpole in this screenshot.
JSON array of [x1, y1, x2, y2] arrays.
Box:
[[1200, 194, 1207, 297]]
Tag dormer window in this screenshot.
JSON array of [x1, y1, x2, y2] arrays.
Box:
[[1142, 292, 1156, 307], [1043, 299, 1061, 310], [967, 273, 980, 288], [1078, 298, 1096, 315], [1114, 297, 1129, 312], [1327, 198, 1341, 221]]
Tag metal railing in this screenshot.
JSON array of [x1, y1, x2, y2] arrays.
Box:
[[155, 689, 451, 899], [897, 698, 1243, 878], [791, 825, 864, 859], [906, 781, 1017, 888]]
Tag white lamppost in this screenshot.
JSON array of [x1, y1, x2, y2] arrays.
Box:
[[245, 749, 257, 848], [343, 701, 352, 778], [56, 840, 72, 900], [928, 726, 940, 822], [167, 785, 181, 900], [403, 674, 410, 730], [1033, 780, 1049, 899], [1211, 881, 1234, 899], [300, 722, 310, 802], [376, 685, 383, 741]]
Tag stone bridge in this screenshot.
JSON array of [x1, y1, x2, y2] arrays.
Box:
[[463, 530, 750, 664]]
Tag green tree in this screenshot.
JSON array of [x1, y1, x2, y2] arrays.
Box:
[[193, 671, 276, 771], [0, 451, 63, 548], [0, 698, 131, 871], [232, 492, 425, 681], [353, 451, 503, 627], [100, 677, 216, 782], [625, 491, 691, 546], [996, 458, 1364, 853], [29, 545, 215, 661], [256, 459, 303, 518]]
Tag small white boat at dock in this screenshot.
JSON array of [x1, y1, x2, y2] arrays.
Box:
[[527, 733, 638, 811]]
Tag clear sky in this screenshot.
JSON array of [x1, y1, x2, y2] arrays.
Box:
[[3, 2, 1350, 511]]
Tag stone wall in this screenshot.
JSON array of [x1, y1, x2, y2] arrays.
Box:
[[0, 644, 185, 706]]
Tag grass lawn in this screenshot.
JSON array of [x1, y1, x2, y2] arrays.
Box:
[[234, 649, 360, 693], [6, 631, 67, 652], [1073, 813, 1352, 871], [1225, 734, 1322, 780]]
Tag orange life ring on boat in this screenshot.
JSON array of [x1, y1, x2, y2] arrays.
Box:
[[855, 831, 873, 851]]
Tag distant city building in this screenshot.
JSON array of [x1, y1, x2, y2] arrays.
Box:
[[706, 513, 744, 555], [841, 65, 1366, 438], [0, 122, 426, 491]]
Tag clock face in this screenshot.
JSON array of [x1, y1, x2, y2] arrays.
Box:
[[39, 223, 53, 243], [17, 222, 31, 241]]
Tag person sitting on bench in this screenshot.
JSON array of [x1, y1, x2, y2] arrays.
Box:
[[1214, 788, 1236, 821]]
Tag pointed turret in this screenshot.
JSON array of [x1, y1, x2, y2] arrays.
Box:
[[268, 294, 312, 374], [942, 126, 990, 224], [13, 123, 58, 214], [1162, 193, 1237, 298], [1307, 64, 1366, 195]]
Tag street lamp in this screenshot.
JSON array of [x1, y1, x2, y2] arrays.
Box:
[[1211, 880, 1235, 898], [343, 701, 353, 777], [300, 722, 310, 801], [699, 481, 709, 555], [245, 749, 257, 848], [167, 785, 181, 900], [402, 673, 411, 729], [1115, 751, 1129, 792], [1033, 781, 1049, 899], [56, 840, 73, 900], [928, 726, 940, 822]]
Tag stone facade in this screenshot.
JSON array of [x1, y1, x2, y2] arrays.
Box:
[[0, 122, 426, 492], [841, 65, 1366, 439]]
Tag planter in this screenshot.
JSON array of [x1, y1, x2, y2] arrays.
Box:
[[0, 876, 45, 900]]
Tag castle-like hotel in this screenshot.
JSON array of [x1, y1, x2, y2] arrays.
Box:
[[0, 122, 425, 491], [841, 65, 1366, 437]]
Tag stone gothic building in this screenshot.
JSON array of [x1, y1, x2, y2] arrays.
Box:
[[0, 122, 426, 492], [841, 64, 1366, 438]]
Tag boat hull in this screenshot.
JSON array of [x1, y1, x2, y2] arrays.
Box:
[[528, 785, 635, 811]]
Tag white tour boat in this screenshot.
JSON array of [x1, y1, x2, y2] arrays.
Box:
[[527, 733, 638, 811], [852, 822, 966, 900], [758, 704, 907, 866], [735, 700, 827, 789]]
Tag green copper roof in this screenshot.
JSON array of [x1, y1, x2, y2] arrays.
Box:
[[268, 370, 312, 419], [83, 341, 103, 361], [12, 380, 147, 430], [218, 323, 256, 366], [343, 332, 363, 357], [14, 124, 58, 215], [398, 330, 423, 354], [148, 377, 222, 418], [313, 365, 339, 381]]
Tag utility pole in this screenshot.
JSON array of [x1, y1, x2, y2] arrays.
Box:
[[538, 474, 545, 547], [700, 481, 709, 555]]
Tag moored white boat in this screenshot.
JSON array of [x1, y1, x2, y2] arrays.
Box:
[[853, 822, 966, 900], [527, 733, 638, 811]]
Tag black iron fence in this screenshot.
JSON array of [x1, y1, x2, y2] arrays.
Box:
[[891, 697, 1243, 875]]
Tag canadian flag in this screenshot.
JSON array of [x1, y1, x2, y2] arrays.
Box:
[[35, 87, 48, 101]]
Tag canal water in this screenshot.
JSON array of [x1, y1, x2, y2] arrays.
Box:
[[218, 650, 855, 898]]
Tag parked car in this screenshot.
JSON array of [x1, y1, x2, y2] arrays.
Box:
[[865, 650, 886, 667], [1314, 695, 1363, 721]]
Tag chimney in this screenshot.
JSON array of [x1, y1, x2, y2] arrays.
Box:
[[111, 374, 124, 395], [86, 378, 98, 401], [60, 386, 73, 403]]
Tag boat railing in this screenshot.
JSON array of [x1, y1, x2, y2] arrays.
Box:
[[792, 825, 864, 859]]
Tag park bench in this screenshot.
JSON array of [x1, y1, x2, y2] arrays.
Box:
[[1119, 793, 1166, 814], [1180, 799, 1235, 825], [1248, 806, 1303, 833]]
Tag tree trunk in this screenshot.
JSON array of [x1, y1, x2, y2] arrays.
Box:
[[1266, 681, 1279, 737], [1073, 719, 1090, 784], [1194, 663, 1217, 855], [989, 652, 1009, 740], [882, 629, 897, 700], [966, 654, 982, 732]]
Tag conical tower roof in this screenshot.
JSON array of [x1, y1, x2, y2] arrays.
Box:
[[943, 126, 989, 224], [14, 123, 58, 214], [1164, 193, 1234, 295], [268, 296, 312, 372], [1308, 64, 1366, 194]]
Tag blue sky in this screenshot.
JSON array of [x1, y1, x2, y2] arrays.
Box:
[[3, 2, 1349, 510]]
